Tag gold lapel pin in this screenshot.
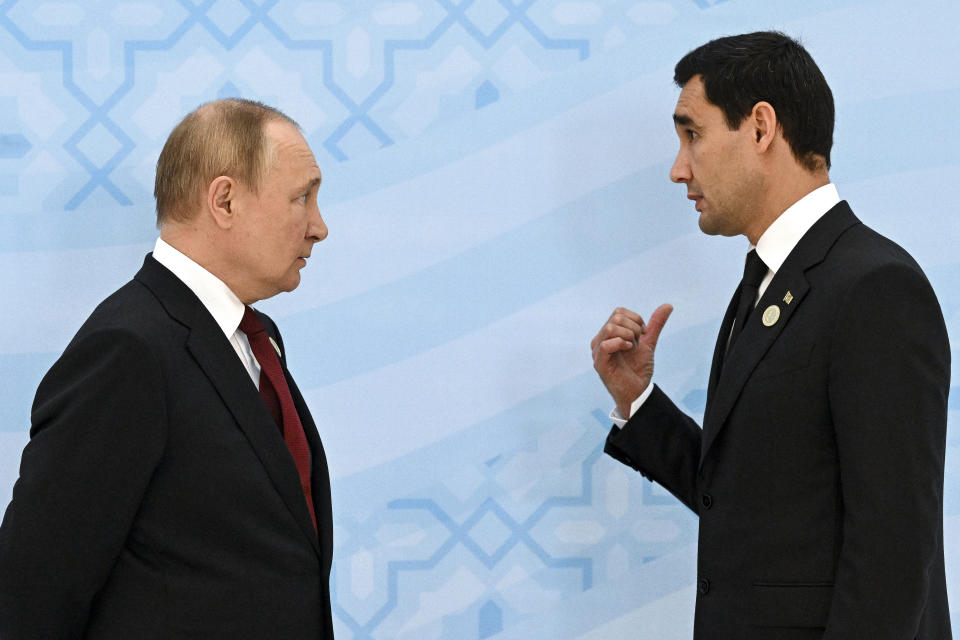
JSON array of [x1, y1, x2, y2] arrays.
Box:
[[783, 291, 793, 304], [269, 336, 282, 357], [762, 305, 781, 327]]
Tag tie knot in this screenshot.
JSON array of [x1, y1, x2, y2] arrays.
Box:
[[239, 305, 265, 337], [742, 250, 767, 288]]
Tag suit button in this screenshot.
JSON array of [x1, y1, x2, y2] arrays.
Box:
[[701, 493, 713, 510], [698, 578, 710, 595]]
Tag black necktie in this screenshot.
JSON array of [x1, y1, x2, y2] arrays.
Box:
[[727, 249, 768, 353]]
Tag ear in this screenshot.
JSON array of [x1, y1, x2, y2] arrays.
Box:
[[206, 176, 237, 230], [750, 101, 778, 153]]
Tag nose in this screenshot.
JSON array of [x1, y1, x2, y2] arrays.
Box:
[[308, 207, 328, 243], [670, 149, 691, 184]]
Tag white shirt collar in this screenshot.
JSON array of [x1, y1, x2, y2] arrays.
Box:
[[753, 183, 841, 274], [152, 237, 245, 339]]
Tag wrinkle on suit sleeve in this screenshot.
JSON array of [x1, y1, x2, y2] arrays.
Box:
[[0, 328, 167, 640], [823, 261, 950, 639]]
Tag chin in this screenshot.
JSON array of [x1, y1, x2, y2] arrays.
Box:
[[697, 215, 721, 236], [698, 211, 739, 238], [283, 272, 302, 292]]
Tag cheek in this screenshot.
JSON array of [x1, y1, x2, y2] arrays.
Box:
[[276, 214, 307, 260], [272, 210, 301, 244], [690, 146, 714, 180]]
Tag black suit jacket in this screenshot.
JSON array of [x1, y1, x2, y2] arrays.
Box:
[[0, 255, 335, 639], [605, 203, 951, 639]]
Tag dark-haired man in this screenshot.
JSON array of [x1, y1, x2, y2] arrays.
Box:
[[0, 99, 335, 638], [592, 32, 950, 638]]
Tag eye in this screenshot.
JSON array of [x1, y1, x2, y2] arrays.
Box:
[[685, 129, 698, 141], [297, 192, 309, 204]]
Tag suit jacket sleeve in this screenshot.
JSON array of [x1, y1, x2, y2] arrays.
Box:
[[0, 328, 167, 639], [604, 385, 703, 514], [823, 262, 950, 638]]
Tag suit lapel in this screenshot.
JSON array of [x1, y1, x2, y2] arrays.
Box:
[[700, 271, 811, 464], [135, 255, 322, 556], [287, 372, 334, 570], [263, 314, 334, 571], [699, 202, 860, 467]]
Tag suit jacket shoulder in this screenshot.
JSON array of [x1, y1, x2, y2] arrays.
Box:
[[0, 255, 334, 640]]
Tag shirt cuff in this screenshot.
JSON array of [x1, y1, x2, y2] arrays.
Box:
[[609, 383, 655, 428]]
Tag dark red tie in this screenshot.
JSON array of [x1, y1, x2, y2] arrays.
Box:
[[239, 306, 317, 532]]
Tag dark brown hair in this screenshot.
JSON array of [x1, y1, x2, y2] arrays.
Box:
[[674, 31, 834, 172]]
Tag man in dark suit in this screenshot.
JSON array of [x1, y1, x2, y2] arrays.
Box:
[[0, 98, 335, 638], [591, 32, 951, 638]]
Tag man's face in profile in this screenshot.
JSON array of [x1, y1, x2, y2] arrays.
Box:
[[231, 121, 327, 302], [669, 76, 763, 239]]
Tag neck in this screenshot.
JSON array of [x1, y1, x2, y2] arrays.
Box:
[[744, 169, 830, 245], [160, 224, 252, 302]]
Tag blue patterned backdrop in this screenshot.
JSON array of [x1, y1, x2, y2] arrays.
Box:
[[2, 0, 958, 637]]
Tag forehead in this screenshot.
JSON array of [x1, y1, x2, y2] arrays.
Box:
[[265, 121, 321, 181], [673, 76, 718, 124]]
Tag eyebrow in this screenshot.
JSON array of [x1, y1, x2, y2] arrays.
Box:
[[299, 176, 322, 192], [673, 113, 695, 127]]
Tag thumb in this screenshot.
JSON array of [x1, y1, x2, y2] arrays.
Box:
[[642, 303, 674, 351]]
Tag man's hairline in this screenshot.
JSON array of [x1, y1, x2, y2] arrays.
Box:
[[235, 115, 302, 194], [158, 114, 293, 224], [255, 118, 316, 191]]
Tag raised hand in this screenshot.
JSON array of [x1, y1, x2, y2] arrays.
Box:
[[591, 304, 673, 417]]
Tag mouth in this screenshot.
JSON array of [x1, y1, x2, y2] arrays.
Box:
[[687, 194, 703, 211]]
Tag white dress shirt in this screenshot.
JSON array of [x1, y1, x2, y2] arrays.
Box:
[[152, 237, 262, 387], [610, 183, 841, 426]]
